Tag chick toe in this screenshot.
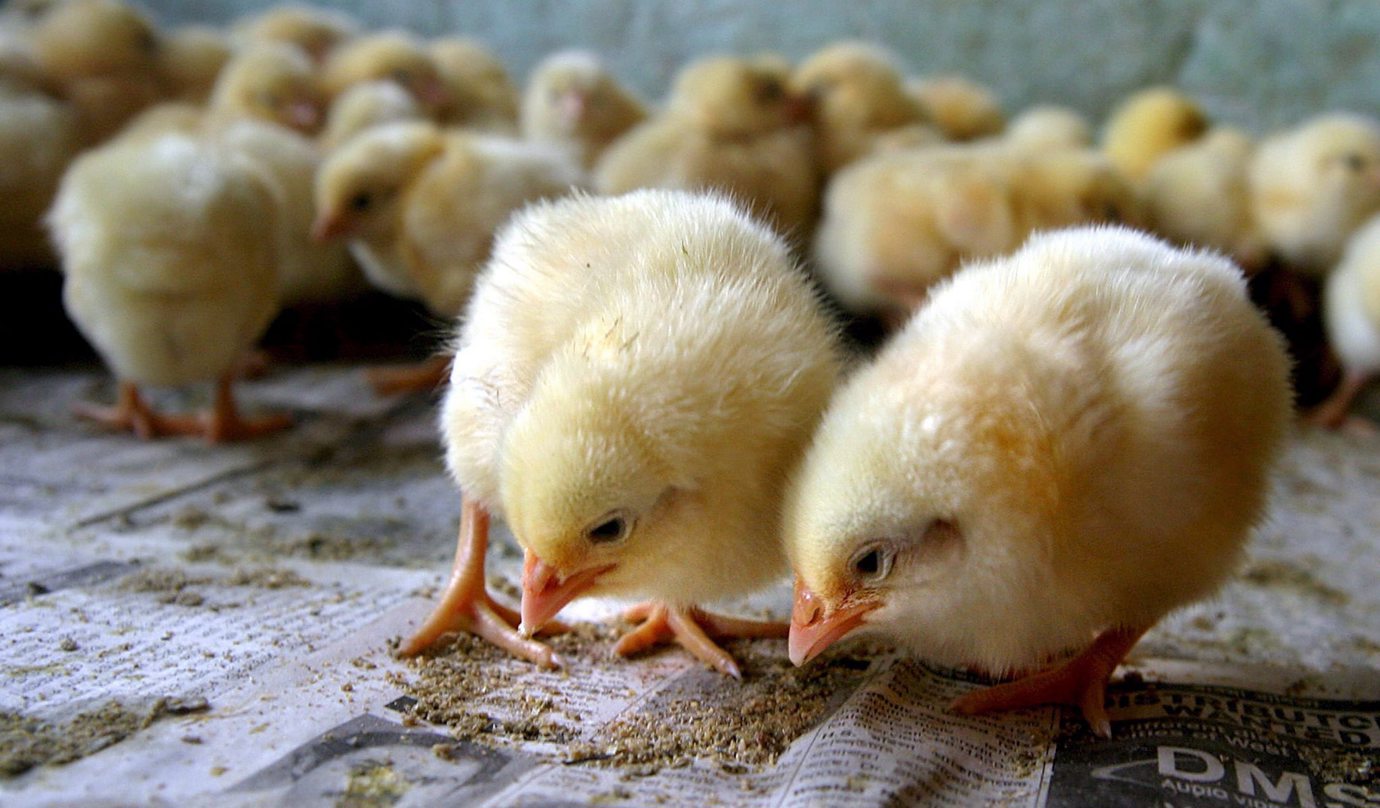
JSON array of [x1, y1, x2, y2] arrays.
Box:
[[364, 356, 451, 397], [615, 603, 787, 679]]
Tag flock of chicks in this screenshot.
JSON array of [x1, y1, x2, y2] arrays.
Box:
[[1, 0, 1373, 737]]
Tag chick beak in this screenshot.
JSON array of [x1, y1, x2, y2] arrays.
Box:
[[282, 99, 321, 133], [310, 212, 350, 242], [518, 551, 612, 637], [558, 90, 586, 128], [788, 578, 879, 667]]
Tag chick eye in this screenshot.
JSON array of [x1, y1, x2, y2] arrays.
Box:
[[1344, 153, 1367, 172], [756, 79, 784, 104], [349, 192, 373, 211], [586, 511, 632, 545], [849, 543, 895, 582]]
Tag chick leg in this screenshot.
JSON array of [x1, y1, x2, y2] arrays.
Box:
[[201, 374, 293, 444], [1304, 371, 1375, 433], [399, 496, 562, 668], [949, 625, 1147, 739], [73, 381, 203, 439], [365, 355, 451, 397], [614, 603, 789, 679]]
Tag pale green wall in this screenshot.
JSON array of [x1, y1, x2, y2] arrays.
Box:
[[139, 0, 1380, 134]]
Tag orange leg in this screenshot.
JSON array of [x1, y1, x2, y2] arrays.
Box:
[[398, 496, 562, 668], [365, 355, 450, 397], [202, 374, 293, 443], [73, 381, 203, 440], [1304, 371, 1375, 433], [949, 625, 1148, 739], [614, 602, 788, 679]]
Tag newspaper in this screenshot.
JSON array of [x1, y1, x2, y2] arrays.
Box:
[[2, 365, 1378, 807]]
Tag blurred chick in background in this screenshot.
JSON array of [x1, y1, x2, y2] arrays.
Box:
[[48, 132, 289, 442], [791, 41, 937, 175], [429, 37, 519, 133], [320, 30, 449, 117], [1003, 105, 1092, 153], [313, 120, 584, 394], [522, 49, 647, 170], [400, 190, 840, 676], [786, 227, 1291, 737], [595, 54, 818, 243], [232, 3, 359, 64], [158, 25, 230, 104], [1315, 214, 1380, 430], [1100, 86, 1207, 184], [319, 78, 423, 150], [906, 74, 1005, 142]]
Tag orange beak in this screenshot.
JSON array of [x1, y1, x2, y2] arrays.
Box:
[[558, 90, 587, 128], [310, 212, 350, 242], [518, 550, 613, 636], [788, 578, 880, 666], [282, 99, 321, 132]]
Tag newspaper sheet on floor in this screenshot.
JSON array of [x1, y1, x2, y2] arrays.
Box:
[[2, 366, 1378, 807]]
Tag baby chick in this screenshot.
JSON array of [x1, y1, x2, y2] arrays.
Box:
[[1101, 86, 1208, 183], [1249, 112, 1380, 274], [158, 25, 231, 104], [319, 79, 422, 150], [232, 4, 358, 64], [429, 37, 519, 132], [786, 226, 1292, 737], [1143, 127, 1266, 272], [521, 49, 646, 170], [0, 66, 82, 270], [321, 30, 448, 116], [790, 41, 935, 175], [400, 189, 841, 675], [1314, 214, 1380, 429], [49, 132, 288, 441], [313, 121, 584, 393], [203, 43, 324, 133], [907, 74, 1005, 142], [595, 54, 818, 242], [1003, 105, 1092, 153]]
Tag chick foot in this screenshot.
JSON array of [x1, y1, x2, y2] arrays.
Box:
[[614, 602, 788, 679], [949, 625, 1147, 738], [73, 381, 204, 439], [1304, 372, 1376, 434], [201, 374, 293, 443], [399, 497, 563, 668], [365, 355, 451, 396]]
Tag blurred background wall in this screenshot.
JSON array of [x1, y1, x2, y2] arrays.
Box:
[[138, 0, 1380, 134]]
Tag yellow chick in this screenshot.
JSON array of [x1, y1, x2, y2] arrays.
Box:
[[1249, 113, 1380, 274], [429, 37, 519, 133], [594, 54, 818, 243], [48, 132, 288, 441], [786, 226, 1291, 737], [1101, 86, 1208, 183], [203, 43, 324, 133], [790, 41, 935, 175], [0, 61, 81, 270], [158, 25, 231, 104], [400, 189, 841, 675], [313, 121, 584, 393], [231, 4, 359, 64], [319, 79, 422, 150], [521, 49, 647, 170], [1314, 214, 1380, 429], [320, 30, 448, 117], [1003, 104, 1092, 153], [906, 74, 1005, 142], [1013, 147, 1142, 232], [1143, 127, 1266, 273]]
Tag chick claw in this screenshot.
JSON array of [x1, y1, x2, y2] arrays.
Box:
[[614, 603, 789, 679], [948, 626, 1147, 739], [399, 497, 565, 669]]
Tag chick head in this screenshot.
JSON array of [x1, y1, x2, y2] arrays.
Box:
[[322, 31, 449, 114], [1293, 114, 1380, 216], [158, 26, 232, 103], [31, 0, 160, 82], [312, 120, 443, 240], [669, 54, 804, 138], [791, 41, 920, 132], [236, 5, 359, 64], [429, 38, 517, 123], [525, 50, 618, 135], [786, 296, 1073, 670], [210, 44, 323, 133], [1102, 86, 1208, 180]]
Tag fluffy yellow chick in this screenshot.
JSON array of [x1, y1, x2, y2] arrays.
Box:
[[1314, 214, 1380, 429], [1249, 113, 1380, 274], [429, 37, 519, 132], [313, 121, 584, 393], [0, 67, 82, 269], [48, 132, 289, 441], [400, 189, 841, 675], [231, 4, 358, 64], [320, 30, 448, 117], [595, 54, 818, 242], [319, 79, 422, 150], [786, 226, 1291, 737], [907, 74, 1005, 142], [28, 0, 166, 143], [521, 49, 647, 170], [1101, 86, 1208, 183], [790, 41, 934, 175], [1143, 127, 1266, 272], [159, 25, 231, 104], [1013, 147, 1141, 232], [204, 43, 324, 132], [1004, 104, 1092, 153]]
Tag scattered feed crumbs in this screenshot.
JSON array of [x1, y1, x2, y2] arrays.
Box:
[[1241, 559, 1349, 606], [400, 626, 876, 773], [339, 760, 410, 808], [0, 697, 209, 777], [118, 565, 311, 607]]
